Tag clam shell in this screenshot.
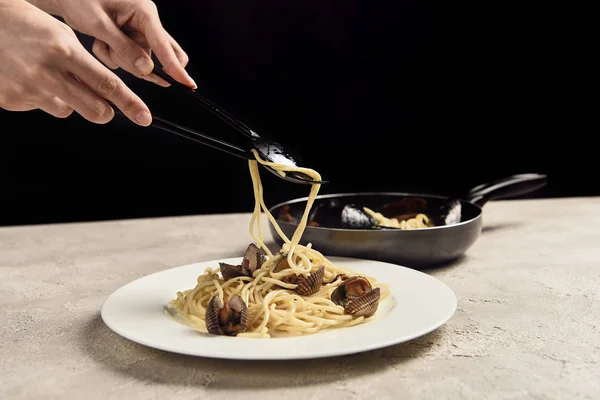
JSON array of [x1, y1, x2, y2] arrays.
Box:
[[224, 294, 249, 335], [205, 295, 224, 335], [274, 257, 290, 273], [219, 262, 246, 281], [332, 274, 351, 283], [242, 243, 267, 276], [344, 287, 381, 318], [330, 275, 371, 306], [344, 276, 372, 299], [294, 266, 325, 296], [204, 294, 249, 336], [330, 284, 345, 306]]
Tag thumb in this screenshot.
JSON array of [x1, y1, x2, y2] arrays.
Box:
[[95, 17, 155, 77]]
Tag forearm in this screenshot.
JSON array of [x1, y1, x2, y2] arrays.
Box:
[[25, 0, 61, 16]]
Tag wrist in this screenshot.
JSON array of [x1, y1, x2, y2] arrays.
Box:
[[27, 0, 62, 16]]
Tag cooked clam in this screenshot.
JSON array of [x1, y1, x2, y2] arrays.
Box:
[[219, 262, 246, 281], [205, 294, 249, 336], [281, 266, 326, 296], [344, 287, 380, 318], [331, 276, 380, 318], [273, 255, 291, 273], [242, 243, 267, 276], [218, 243, 267, 281], [344, 276, 372, 299], [331, 273, 351, 283]]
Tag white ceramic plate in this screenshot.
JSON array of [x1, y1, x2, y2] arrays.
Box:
[[101, 256, 456, 360]]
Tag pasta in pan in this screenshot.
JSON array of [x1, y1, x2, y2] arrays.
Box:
[[363, 207, 431, 229], [167, 150, 390, 338]]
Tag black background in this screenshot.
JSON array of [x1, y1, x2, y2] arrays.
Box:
[[0, 0, 593, 226]]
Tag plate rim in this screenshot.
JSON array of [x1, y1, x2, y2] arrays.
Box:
[[101, 255, 457, 360]]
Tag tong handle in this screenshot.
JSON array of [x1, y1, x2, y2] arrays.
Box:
[[152, 67, 255, 139], [112, 107, 253, 160]]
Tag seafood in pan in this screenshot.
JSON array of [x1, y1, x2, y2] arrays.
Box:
[[277, 197, 460, 230]]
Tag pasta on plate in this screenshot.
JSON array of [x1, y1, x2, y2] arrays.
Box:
[[167, 150, 391, 338]]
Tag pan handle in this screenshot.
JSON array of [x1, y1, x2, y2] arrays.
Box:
[[465, 173, 548, 207]]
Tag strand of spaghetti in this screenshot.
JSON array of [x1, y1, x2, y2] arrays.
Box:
[[213, 279, 224, 302], [248, 161, 274, 256], [244, 275, 265, 306], [261, 277, 297, 289], [182, 280, 213, 314], [249, 149, 322, 269], [221, 276, 252, 289], [248, 152, 321, 248], [267, 302, 300, 328], [272, 315, 314, 329], [253, 289, 283, 333], [250, 163, 291, 246]]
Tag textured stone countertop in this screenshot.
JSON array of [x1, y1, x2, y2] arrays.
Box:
[[1, 197, 599, 399]]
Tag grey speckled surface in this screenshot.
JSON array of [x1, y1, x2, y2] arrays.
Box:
[[1, 197, 599, 399]]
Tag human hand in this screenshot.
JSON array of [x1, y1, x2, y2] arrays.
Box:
[[0, 0, 152, 126], [47, 0, 196, 88]]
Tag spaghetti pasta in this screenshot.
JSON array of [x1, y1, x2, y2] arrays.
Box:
[[168, 150, 390, 338], [363, 207, 432, 229]]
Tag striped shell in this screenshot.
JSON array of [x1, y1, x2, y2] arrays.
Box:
[[295, 266, 325, 296], [204, 294, 249, 336], [274, 256, 290, 273], [219, 262, 246, 281], [331, 276, 371, 306], [344, 287, 381, 318], [281, 266, 325, 296], [331, 276, 381, 318], [330, 285, 344, 306], [343, 276, 372, 300], [241, 243, 267, 276]]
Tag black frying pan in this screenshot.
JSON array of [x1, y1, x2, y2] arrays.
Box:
[[267, 173, 548, 268]]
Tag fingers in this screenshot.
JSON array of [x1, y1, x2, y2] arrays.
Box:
[[139, 47, 171, 86], [38, 96, 73, 118], [92, 39, 119, 70], [88, 7, 195, 88], [50, 72, 115, 124], [55, 50, 152, 126], [94, 16, 156, 78], [168, 33, 190, 68], [92, 38, 170, 87], [0, 79, 71, 117], [0, 103, 36, 112], [107, 46, 170, 87], [143, 7, 196, 88]]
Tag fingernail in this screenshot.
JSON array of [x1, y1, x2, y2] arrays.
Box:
[[135, 110, 152, 126], [187, 75, 198, 89], [135, 57, 153, 75]]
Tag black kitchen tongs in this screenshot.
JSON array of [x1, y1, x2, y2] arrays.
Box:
[[116, 67, 326, 185]]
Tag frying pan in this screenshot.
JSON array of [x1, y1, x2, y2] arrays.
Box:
[[267, 173, 548, 268]]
